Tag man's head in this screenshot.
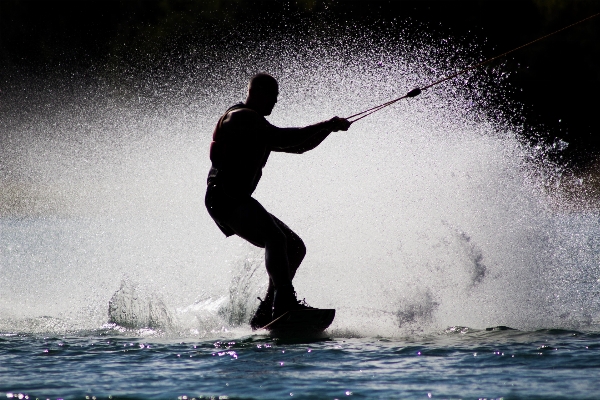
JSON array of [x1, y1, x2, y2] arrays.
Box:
[[246, 73, 279, 116]]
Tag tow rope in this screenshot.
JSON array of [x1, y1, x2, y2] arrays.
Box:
[[346, 12, 600, 124]]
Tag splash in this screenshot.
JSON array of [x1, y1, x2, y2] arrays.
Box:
[[1, 23, 598, 337], [108, 278, 174, 330]]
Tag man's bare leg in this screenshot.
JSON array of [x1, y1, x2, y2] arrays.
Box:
[[264, 216, 306, 300], [216, 197, 309, 327]]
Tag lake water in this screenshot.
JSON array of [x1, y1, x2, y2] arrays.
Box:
[[2, 328, 600, 399], [2, 23, 600, 399]]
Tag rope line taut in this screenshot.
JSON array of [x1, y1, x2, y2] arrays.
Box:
[[346, 12, 600, 124]]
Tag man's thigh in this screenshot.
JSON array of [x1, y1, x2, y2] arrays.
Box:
[[270, 215, 302, 247], [225, 197, 283, 248]]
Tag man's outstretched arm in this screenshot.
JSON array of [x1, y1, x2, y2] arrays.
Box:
[[270, 117, 350, 154]]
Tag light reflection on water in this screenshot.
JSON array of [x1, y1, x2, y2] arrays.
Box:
[[1, 329, 600, 399]]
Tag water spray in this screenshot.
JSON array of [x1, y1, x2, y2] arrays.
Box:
[[2, 9, 600, 335], [347, 12, 600, 124]]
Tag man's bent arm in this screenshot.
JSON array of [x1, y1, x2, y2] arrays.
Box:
[[270, 117, 349, 154], [270, 122, 333, 154]]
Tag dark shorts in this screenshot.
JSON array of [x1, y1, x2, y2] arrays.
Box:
[[205, 184, 243, 237]]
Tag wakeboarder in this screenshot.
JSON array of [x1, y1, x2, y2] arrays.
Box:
[[205, 73, 350, 330]]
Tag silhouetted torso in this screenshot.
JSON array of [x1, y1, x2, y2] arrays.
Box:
[[208, 103, 274, 196]]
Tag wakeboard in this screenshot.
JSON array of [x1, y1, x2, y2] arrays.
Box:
[[261, 309, 335, 336]]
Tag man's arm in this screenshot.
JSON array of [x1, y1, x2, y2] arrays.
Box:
[[270, 117, 350, 154]]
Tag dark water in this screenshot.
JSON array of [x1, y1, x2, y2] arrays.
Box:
[[2, 328, 600, 399]]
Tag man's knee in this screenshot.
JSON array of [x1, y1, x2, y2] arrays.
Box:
[[268, 216, 305, 263], [264, 225, 288, 249], [296, 239, 307, 260], [288, 236, 306, 267]]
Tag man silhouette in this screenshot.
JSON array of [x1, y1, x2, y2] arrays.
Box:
[[205, 73, 350, 329]]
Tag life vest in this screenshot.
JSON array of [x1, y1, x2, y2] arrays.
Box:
[[209, 103, 247, 167], [207, 103, 270, 195]]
